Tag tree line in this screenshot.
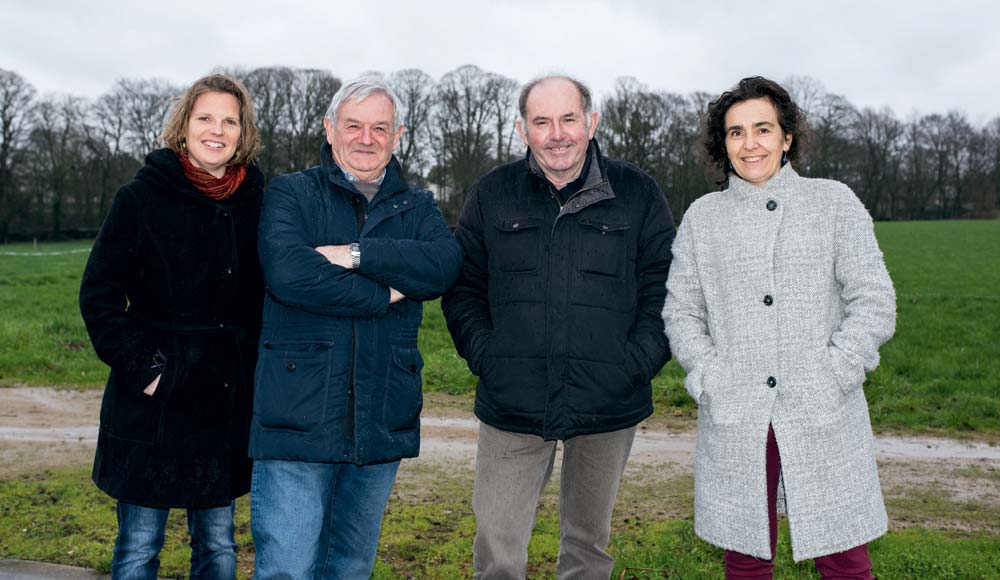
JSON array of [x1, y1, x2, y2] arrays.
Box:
[[1, 65, 997, 241]]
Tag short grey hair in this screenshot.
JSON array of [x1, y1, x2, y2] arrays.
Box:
[[518, 74, 593, 121], [325, 74, 404, 132]]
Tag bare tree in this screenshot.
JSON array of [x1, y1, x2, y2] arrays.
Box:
[[0, 68, 36, 241], [599, 78, 709, 216], [783, 75, 828, 120], [286, 68, 340, 173], [805, 93, 857, 181], [79, 88, 142, 223], [900, 116, 935, 219], [485, 72, 520, 166], [28, 95, 89, 237], [599, 77, 662, 170], [111, 78, 175, 158], [919, 112, 973, 218], [851, 107, 903, 218], [433, 65, 501, 219], [390, 68, 436, 185], [239, 67, 294, 180]]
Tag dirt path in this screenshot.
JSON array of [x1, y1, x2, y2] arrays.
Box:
[[2, 387, 998, 497]]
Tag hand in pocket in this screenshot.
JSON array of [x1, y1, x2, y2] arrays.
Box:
[[143, 374, 161, 396]]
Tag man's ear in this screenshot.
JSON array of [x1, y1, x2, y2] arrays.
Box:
[[322, 117, 335, 145], [392, 124, 406, 152], [587, 111, 599, 139], [515, 119, 529, 146]]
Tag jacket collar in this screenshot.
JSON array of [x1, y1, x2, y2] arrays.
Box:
[[320, 142, 409, 201], [526, 139, 616, 216], [140, 148, 263, 207], [727, 163, 799, 201]]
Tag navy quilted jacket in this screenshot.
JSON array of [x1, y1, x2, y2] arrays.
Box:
[[250, 144, 461, 464]]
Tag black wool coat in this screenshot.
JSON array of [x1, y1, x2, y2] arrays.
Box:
[[80, 148, 264, 509], [442, 140, 676, 440]]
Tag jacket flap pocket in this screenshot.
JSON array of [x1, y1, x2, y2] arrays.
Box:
[[496, 216, 545, 232], [576, 216, 630, 233]]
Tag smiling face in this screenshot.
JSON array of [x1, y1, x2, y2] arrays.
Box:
[[323, 93, 404, 182], [724, 97, 792, 187], [184, 91, 242, 178], [516, 77, 599, 188]]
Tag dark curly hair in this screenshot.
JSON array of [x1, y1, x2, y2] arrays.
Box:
[[700, 76, 809, 187]]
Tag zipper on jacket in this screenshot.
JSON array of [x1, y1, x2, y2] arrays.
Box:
[[550, 183, 604, 235], [344, 194, 367, 444], [549, 190, 564, 212]]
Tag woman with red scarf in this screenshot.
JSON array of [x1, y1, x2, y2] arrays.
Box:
[[80, 74, 264, 579]]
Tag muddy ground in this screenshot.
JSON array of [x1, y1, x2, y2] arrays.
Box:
[[1, 387, 998, 534]]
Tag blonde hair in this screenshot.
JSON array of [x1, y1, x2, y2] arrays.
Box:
[[159, 74, 261, 166]]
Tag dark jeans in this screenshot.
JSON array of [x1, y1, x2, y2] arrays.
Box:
[[724, 426, 875, 580], [113, 501, 236, 580]]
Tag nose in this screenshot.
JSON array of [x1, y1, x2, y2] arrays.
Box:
[[743, 133, 759, 150], [210, 121, 224, 135], [551, 121, 563, 140], [360, 126, 373, 144]]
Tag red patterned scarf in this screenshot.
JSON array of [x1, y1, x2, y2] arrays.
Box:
[[177, 152, 247, 201]]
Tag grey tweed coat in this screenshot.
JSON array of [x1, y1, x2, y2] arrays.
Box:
[[663, 166, 896, 561]]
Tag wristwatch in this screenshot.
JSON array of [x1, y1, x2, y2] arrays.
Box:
[[349, 242, 361, 269]]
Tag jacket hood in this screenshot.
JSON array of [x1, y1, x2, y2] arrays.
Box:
[[136, 148, 264, 207]]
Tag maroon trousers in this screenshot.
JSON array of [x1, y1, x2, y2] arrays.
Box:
[[723, 425, 875, 580]]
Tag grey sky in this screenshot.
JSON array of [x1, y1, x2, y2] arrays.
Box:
[[2, 0, 997, 123]]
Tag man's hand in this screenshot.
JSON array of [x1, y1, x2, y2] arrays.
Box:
[[316, 245, 353, 269], [389, 288, 406, 304]]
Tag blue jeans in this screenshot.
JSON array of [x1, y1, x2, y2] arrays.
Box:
[[113, 501, 237, 580], [250, 459, 401, 580]]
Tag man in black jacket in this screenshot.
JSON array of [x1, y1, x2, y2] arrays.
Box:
[[442, 75, 676, 579]]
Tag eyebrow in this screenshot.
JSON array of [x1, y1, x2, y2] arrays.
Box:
[[530, 112, 579, 122], [727, 121, 777, 131], [342, 117, 390, 127]]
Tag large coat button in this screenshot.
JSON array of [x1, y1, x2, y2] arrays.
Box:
[[766, 200, 777, 211], [766, 376, 777, 388], [286, 361, 296, 372], [763, 295, 773, 306]]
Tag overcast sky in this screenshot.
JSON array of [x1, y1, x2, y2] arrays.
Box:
[[3, 0, 998, 123]]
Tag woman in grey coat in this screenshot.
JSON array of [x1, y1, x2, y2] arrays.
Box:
[[663, 77, 896, 579]]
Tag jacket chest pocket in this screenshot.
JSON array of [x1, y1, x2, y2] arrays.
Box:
[[363, 199, 414, 239], [492, 217, 545, 273], [575, 216, 630, 279]]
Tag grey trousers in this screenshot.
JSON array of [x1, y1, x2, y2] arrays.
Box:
[[472, 422, 637, 580]]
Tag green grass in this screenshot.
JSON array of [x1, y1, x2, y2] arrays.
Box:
[[1, 220, 998, 436], [867, 221, 1000, 435], [0, 241, 102, 388], [2, 467, 998, 579], [0, 469, 255, 578]]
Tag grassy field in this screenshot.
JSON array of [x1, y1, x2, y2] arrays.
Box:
[[1, 221, 999, 578], [1, 466, 998, 579], [1, 220, 997, 435]]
